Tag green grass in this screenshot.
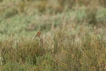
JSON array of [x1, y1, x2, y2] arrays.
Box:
[[0, 0, 106, 71]]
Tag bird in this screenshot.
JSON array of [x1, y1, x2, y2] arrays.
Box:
[[34, 31, 43, 46], [34, 31, 41, 38]]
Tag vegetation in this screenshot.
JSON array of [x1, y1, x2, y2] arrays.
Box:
[[0, 0, 106, 71]]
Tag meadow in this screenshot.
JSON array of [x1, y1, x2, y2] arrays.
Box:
[[0, 0, 106, 71]]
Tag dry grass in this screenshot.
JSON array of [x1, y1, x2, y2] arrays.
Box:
[[0, 24, 106, 71], [0, 0, 106, 71]]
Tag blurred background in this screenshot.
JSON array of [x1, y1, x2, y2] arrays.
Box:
[[0, 0, 106, 40], [0, 1, 106, 71]]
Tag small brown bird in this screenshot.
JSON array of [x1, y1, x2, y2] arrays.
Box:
[[34, 31, 43, 47], [34, 31, 42, 42], [35, 31, 41, 38]]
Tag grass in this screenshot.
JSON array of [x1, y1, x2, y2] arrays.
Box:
[[0, 0, 106, 71], [0, 27, 106, 71]]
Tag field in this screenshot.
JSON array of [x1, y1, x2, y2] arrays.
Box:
[[0, 0, 106, 71]]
